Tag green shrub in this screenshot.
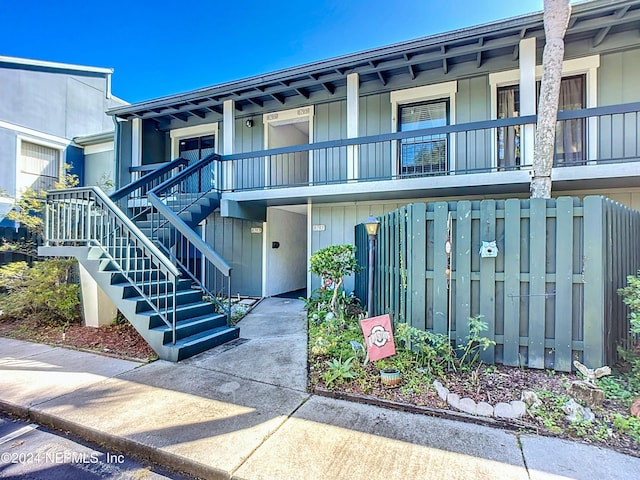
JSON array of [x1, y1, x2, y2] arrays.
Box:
[[394, 322, 454, 375], [309, 244, 360, 318], [322, 357, 356, 387], [0, 259, 80, 326], [618, 271, 640, 335]]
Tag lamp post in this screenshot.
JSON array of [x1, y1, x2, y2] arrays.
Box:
[[364, 216, 380, 317]]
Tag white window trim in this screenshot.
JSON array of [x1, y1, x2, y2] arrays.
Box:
[[169, 123, 219, 159], [15, 135, 65, 198], [390, 81, 458, 175], [262, 106, 314, 185], [489, 55, 600, 166]]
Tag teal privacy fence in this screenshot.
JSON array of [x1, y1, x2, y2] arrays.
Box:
[[355, 197, 640, 371]]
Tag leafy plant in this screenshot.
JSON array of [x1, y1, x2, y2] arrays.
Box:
[[394, 322, 454, 375], [458, 315, 496, 367], [618, 271, 640, 335], [612, 413, 640, 443], [322, 357, 356, 387], [2, 163, 80, 258], [309, 244, 360, 318], [0, 259, 80, 326]]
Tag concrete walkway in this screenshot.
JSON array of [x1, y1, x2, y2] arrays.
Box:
[[0, 297, 638, 480]]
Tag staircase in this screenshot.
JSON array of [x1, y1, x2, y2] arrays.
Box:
[[39, 155, 239, 362]]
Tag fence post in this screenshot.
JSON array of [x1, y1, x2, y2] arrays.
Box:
[[528, 197, 547, 369], [503, 199, 522, 366], [583, 196, 605, 368], [554, 197, 575, 372], [479, 199, 496, 364], [410, 204, 426, 330], [432, 202, 449, 335], [455, 201, 472, 349]]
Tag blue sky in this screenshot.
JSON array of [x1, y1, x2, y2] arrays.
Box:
[[1, 0, 548, 103]]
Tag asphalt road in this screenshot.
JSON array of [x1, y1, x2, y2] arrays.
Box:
[[0, 414, 192, 480]]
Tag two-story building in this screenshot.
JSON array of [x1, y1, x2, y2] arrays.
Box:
[[107, 0, 640, 301], [40, 0, 640, 361]]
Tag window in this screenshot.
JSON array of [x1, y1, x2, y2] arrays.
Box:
[[179, 134, 215, 163], [399, 99, 449, 176], [19, 140, 60, 192], [496, 75, 586, 167]]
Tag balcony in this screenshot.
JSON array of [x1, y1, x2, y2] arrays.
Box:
[[220, 103, 639, 205]]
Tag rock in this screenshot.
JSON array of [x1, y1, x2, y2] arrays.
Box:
[[494, 402, 516, 419], [446, 393, 461, 410], [433, 380, 449, 401], [458, 398, 477, 415], [510, 400, 527, 418], [567, 380, 605, 408], [521, 390, 542, 409], [563, 399, 595, 423], [476, 402, 494, 417], [631, 398, 640, 418]]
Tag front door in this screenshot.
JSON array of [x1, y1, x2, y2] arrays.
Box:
[[178, 134, 215, 164]]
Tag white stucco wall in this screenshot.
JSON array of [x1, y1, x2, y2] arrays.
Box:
[[265, 207, 307, 296]]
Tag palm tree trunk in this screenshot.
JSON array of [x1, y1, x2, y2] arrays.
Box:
[[531, 0, 571, 198]]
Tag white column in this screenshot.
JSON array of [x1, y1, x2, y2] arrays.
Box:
[[347, 73, 359, 181], [131, 118, 142, 181], [223, 100, 235, 190], [78, 264, 118, 327], [519, 37, 537, 166]]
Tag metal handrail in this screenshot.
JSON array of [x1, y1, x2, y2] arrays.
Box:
[[44, 186, 181, 341], [110, 157, 189, 203], [146, 153, 233, 323]]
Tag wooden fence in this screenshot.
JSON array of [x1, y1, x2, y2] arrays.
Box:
[[355, 196, 640, 371]]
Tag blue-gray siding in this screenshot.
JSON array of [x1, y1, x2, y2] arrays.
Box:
[[205, 211, 263, 297]]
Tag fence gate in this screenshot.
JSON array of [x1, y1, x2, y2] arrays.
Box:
[[355, 196, 640, 371]]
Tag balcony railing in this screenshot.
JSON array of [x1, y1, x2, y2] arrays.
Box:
[[219, 102, 640, 192]]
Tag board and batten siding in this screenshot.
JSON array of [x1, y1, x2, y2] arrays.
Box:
[[314, 100, 347, 183], [311, 201, 406, 293], [454, 76, 491, 172], [599, 49, 640, 106], [205, 211, 263, 297]]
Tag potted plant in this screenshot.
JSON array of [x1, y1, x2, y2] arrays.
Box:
[[380, 368, 401, 387]]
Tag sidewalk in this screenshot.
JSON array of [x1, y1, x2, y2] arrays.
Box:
[[0, 297, 638, 480]]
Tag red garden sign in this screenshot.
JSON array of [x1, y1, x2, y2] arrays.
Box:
[[359, 314, 396, 361]]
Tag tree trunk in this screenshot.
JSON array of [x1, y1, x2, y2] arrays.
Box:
[[531, 0, 571, 198]]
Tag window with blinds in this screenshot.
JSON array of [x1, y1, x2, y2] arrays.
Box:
[[399, 100, 449, 176], [19, 141, 61, 192]]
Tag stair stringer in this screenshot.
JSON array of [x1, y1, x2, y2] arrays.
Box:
[[39, 245, 239, 362]]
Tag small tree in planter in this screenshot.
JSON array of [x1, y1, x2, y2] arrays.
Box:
[[310, 244, 359, 319]]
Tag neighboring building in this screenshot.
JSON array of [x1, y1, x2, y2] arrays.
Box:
[[0, 55, 126, 224]]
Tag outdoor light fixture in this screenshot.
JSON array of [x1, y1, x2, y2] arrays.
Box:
[[245, 119, 254, 128], [365, 215, 380, 318], [364, 216, 380, 237]]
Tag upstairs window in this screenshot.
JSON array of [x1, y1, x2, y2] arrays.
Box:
[[399, 99, 449, 176], [497, 75, 585, 168]]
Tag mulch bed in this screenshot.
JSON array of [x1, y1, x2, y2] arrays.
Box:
[[0, 316, 156, 361]]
